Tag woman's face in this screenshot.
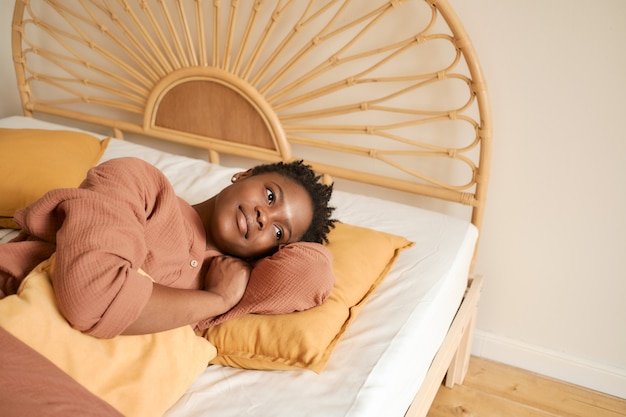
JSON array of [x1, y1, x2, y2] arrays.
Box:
[[208, 171, 314, 258]]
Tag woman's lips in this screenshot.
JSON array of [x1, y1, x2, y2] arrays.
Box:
[[237, 206, 249, 238]]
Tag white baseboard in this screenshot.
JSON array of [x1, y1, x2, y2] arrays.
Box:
[[471, 330, 626, 399]]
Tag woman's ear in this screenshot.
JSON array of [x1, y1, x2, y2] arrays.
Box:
[[231, 169, 253, 183]]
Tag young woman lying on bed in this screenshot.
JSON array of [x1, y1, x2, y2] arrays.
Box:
[[0, 157, 336, 338]]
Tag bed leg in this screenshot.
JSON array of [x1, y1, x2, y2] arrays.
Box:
[[404, 276, 483, 417], [444, 305, 476, 387], [444, 275, 482, 387]]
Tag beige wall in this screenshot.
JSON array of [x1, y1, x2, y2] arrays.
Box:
[[2, 0, 625, 397], [453, 0, 626, 397]]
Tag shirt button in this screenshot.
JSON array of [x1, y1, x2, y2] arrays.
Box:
[[190, 259, 199, 268]]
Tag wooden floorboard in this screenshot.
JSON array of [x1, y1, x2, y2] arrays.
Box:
[[428, 356, 626, 417]]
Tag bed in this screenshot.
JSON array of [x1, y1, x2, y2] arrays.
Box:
[[1, 1, 491, 416]]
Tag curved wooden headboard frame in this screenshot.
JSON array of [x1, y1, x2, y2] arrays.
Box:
[[434, 0, 493, 253], [11, 0, 491, 271], [145, 67, 292, 162]]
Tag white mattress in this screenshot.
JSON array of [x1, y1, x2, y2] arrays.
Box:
[[0, 116, 478, 417]]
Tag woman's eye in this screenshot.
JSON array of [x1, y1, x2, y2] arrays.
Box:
[[274, 225, 283, 241], [266, 187, 275, 203]]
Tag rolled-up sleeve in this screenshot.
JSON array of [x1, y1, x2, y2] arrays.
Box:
[[51, 158, 175, 338]]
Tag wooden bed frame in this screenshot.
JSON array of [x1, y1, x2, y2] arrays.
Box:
[[11, 1, 491, 415]]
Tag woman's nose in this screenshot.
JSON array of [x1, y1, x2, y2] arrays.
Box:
[[256, 207, 268, 229]]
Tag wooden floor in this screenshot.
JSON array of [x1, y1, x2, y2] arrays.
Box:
[[428, 356, 626, 417]]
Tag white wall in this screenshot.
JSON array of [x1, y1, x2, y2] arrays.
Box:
[[452, 0, 626, 398], [2, 0, 625, 398]]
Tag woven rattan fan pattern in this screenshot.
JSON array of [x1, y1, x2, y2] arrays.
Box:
[[12, 0, 491, 232]]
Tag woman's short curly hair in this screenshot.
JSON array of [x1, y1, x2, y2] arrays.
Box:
[[251, 160, 336, 244]]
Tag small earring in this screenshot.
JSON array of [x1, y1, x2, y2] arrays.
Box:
[[231, 175, 237, 182]]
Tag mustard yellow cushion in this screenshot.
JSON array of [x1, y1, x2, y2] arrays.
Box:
[[0, 256, 216, 417], [205, 222, 413, 373], [0, 128, 110, 228]]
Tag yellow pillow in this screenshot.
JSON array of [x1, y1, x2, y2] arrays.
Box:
[[0, 256, 216, 417], [204, 222, 413, 373], [0, 128, 110, 228]]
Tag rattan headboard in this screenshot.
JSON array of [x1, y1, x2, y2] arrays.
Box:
[[12, 0, 491, 238]]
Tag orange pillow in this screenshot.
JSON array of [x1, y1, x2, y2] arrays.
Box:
[[203, 222, 413, 373], [0, 128, 109, 228]]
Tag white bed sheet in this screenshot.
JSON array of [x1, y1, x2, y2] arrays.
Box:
[[0, 116, 478, 417]]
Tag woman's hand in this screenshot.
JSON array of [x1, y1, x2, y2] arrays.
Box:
[[123, 257, 251, 335], [204, 256, 251, 310]]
